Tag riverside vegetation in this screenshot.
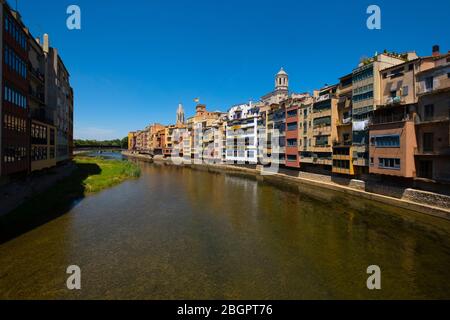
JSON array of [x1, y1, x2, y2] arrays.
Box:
[[0, 156, 140, 243]]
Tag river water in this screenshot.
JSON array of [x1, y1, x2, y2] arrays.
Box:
[[1, 159, 450, 299]]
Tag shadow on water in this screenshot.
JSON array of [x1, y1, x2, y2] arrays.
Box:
[[0, 162, 101, 244]]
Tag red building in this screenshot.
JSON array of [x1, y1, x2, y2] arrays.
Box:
[[1, 3, 30, 176]]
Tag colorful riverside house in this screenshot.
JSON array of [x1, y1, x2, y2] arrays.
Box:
[[146, 123, 165, 153], [414, 47, 450, 182], [351, 51, 418, 175], [201, 114, 227, 164], [308, 85, 339, 173], [128, 132, 136, 151], [225, 103, 259, 164], [283, 93, 312, 168], [369, 58, 420, 179], [298, 97, 314, 167], [186, 103, 222, 162], [333, 73, 355, 175]]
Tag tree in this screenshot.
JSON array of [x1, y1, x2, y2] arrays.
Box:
[[121, 137, 128, 149]]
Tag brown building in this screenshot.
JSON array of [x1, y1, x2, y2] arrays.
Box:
[[414, 49, 450, 182], [369, 59, 419, 178]]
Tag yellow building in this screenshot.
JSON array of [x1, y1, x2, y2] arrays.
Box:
[[332, 73, 355, 175], [31, 120, 57, 172]]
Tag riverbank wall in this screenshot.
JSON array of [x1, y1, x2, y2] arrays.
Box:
[[122, 151, 450, 220], [0, 162, 76, 217]]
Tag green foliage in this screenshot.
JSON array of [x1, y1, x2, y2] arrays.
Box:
[[74, 139, 123, 148], [76, 156, 140, 193], [121, 136, 129, 149]]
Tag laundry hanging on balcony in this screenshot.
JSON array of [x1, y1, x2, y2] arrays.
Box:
[[352, 119, 369, 132]]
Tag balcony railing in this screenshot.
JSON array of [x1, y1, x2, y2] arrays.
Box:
[[315, 93, 332, 103], [370, 113, 411, 125], [337, 117, 352, 126], [415, 115, 450, 124], [417, 78, 450, 95], [385, 96, 402, 105]]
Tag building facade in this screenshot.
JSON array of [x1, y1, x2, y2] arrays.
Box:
[[1, 2, 72, 179], [225, 103, 259, 164]]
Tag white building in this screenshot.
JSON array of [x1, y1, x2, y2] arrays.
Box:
[[225, 102, 260, 164]]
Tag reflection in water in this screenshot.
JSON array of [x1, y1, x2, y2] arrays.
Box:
[[1, 161, 450, 299]]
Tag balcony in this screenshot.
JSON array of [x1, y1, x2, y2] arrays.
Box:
[[385, 96, 403, 105], [332, 167, 352, 175], [336, 117, 352, 126], [415, 115, 450, 125], [29, 65, 45, 83], [414, 147, 450, 156], [370, 113, 411, 125], [417, 78, 450, 96], [315, 93, 332, 103], [313, 125, 331, 136], [353, 158, 369, 167], [29, 87, 45, 103]]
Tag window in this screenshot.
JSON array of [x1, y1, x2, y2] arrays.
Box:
[[287, 155, 297, 162], [333, 159, 350, 169], [287, 139, 297, 147], [379, 158, 400, 170], [3, 85, 27, 108], [402, 86, 409, 96], [315, 136, 329, 146], [424, 104, 434, 121], [418, 160, 433, 179], [287, 110, 297, 118], [423, 133, 434, 152], [313, 116, 331, 128], [372, 135, 400, 148], [287, 122, 297, 131], [425, 77, 434, 91]]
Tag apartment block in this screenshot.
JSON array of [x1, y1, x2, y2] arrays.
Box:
[[369, 58, 419, 178], [414, 49, 450, 182], [128, 132, 136, 151], [1, 3, 29, 177], [225, 103, 259, 164], [186, 104, 222, 162], [305, 85, 339, 171], [43, 34, 73, 163], [351, 52, 418, 174], [333, 73, 354, 175], [299, 99, 314, 166]]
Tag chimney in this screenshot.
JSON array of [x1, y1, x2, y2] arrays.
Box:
[[432, 45, 440, 57], [43, 33, 49, 53]]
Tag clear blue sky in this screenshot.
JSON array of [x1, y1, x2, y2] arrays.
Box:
[[17, 0, 450, 140]]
